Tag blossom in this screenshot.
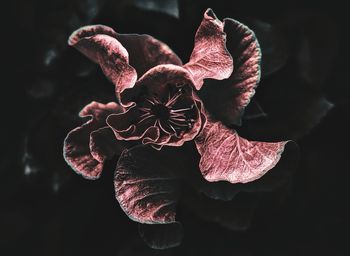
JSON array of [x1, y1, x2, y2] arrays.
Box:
[[63, 8, 296, 236]]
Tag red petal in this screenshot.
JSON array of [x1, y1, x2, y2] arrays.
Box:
[[106, 105, 160, 141], [120, 64, 195, 106], [115, 146, 181, 224], [199, 18, 261, 125], [68, 25, 137, 94], [195, 118, 290, 183], [64, 125, 104, 180], [69, 25, 183, 91], [79, 101, 122, 119], [90, 127, 126, 162], [63, 101, 123, 179], [183, 9, 233, 90], [117, 34, 182, 77], [68, 25, 118, 45]]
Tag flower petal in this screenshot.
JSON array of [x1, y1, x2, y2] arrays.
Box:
[[68, 25, 137, 94], [64, 125, 104, 180], [198, 18, 261, 126], [195, 118, 291, 184], [90, 127, 126, 162], [183, 9, 233, 90], [117, 34, 182, 77], [107, 105, 160, 141], [115, 145, 181, 224], [120, 64, 195, 106], [187, 139, 298, 201], [63, 101, 123, 179]]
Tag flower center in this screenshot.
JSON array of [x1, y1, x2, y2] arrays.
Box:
[[151, 104, 170, 121], [136, 84, 197, 137]]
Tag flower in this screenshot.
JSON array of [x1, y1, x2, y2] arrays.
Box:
[[106, 65, 205, 149], [63, 8, 296, 246]]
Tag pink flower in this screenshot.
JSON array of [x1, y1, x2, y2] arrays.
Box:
[[64, 9, 296, 228]]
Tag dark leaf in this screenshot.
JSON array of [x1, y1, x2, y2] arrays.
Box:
[[138, 222, 183, 249], [129, 0, 179, 18], [296, 13, 338, 87], [183, 189, 258, 231], [247, 19, 289, 77]]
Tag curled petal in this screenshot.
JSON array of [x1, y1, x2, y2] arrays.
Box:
[[115, 146, 181, 224], [106, 105, 160, 142], [106, 105, 139, 137], [64, 125, 104, 180], [195, 118, 292, 184], [68, 25, 137, 94], [199, 18, 261, 126], [183, 9, 233, 90], [63, 101, 123, 179], [120, 64, 195, 106], [90, 127, 126, 162], [115, 64, 205, 149], [79, 101, 122, 119], [68, 25, 118, 45], [117, 34, 182, 77]]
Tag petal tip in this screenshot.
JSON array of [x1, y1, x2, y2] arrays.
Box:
[[205, 8, 216, 19], [68, 24, 117, 46], [63, 138, 102, 180]]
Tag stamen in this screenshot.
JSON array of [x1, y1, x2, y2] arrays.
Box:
[[140, 112, 152, 118], [139, 107, 151, 113], [166, 91, 182, 107], [145, 98, 155, 105], [168, 123, 178, 134], [158, 121, 173, 135], [170, 117, 187, 122], [170, 105, 194, 113], [151, 96, 161, 104], [169, 119, 189, 127], [170, 112, 186, 117], [137, 114, 155, 125], [153, 119, 159, 127]]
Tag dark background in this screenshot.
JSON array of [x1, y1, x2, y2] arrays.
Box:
[[2, 0, 350, 255]]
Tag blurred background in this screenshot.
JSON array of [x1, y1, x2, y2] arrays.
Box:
[[2, 0, 350, 255]]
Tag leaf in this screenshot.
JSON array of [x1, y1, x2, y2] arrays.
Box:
[[195, 118, 291, 184], [129, 0, 179, 18], [183, 9, 233, 90], [247, 19, 289, 77], [138, 222, 183, 249], [295, 13, 338, 87], [183, 189, 258, 231], [114, 145, 182, 224], [240, 71, 334, 141]]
